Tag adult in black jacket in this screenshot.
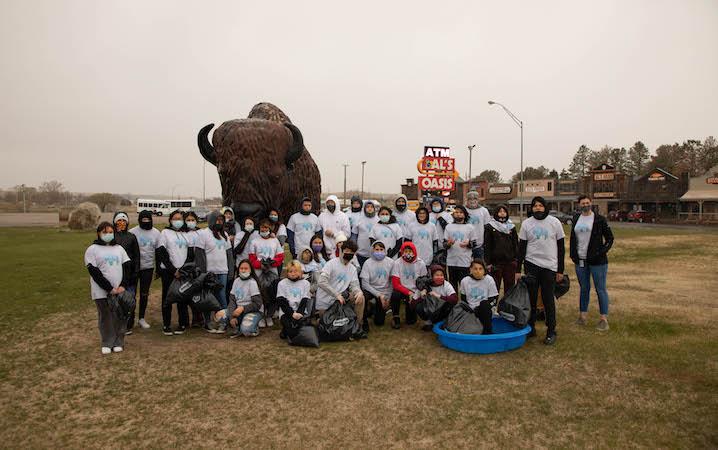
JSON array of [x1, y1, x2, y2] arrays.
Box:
[[483, 204, 519, 293], [569, 195, 614, 331], [112, 211, 140, 333]]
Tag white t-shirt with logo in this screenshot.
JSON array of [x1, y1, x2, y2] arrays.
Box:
[[574, 213, 594, 260], [318, 210, 351, 257], [84, 244, 130, 300], [249, 237, 284, 276], [229, 277, 261, 308], [444, 223, 477, 268], [316, 257, 359, 310], [430, 211, 453, 249], [390, 258, 428, 299], [347, 210, 363, 230], [352, 214, 380, 257], [429, 280, 456, 298], [369, 223, 403, 258], [459, 275, 499, 309], [233, 230, 259, 265], [466, 206, 491, 247], [406, 222, 436, 265], [287, 213, 321, 254], [360, 257, 394, 297], [184, 229, 202, 249], [519, 216, 566, 272], [198, 228, 231, 275], [158, 228, 189, 270], [276, 278, 311, 311], [394, 209, 417, 237], [129, 226, 160, 270]]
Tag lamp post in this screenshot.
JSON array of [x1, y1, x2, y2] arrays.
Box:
[[488, 101, 524, 222], [342, 163, 349, 208], [467, 145, 476, 181], [21, 184, 26, 213], [361, 161, 367, 198]]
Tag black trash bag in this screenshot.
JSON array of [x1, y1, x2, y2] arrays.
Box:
[[287, 319, 320, 348], [187, 288, 221, 313], [555, 274, 570, 299], [416, 294, 450, 323], [165, 263, 207, 307], [498, 277, 531, 328], [318, 300, 358, 342], [444, 302, 483, 334], [415, 275, 432, 292], [257, 267, 279, 290], [116, 290, 136, 318]]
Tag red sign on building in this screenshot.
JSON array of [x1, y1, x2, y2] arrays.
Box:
[[419, 176, 455, 191]]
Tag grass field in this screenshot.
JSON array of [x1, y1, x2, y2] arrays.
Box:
[[1, 225, 717, 449]]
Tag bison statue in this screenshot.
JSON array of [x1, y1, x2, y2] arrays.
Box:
[[197, 103, 322, 222]]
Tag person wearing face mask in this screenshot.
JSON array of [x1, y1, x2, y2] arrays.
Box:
[[464, 191, 492, 260], [483, 204, 519, 294], [266, 207, 288, 246], [389, 242, 428, 329], [233, 216, 258, 265], [444, 205, 478, 292], [369, 206, 404, 260], [111, 211, 140, 334], [277, 261, 313, 340], [351, 201, 380, 268], [360, 241, 394, 329], [211, 260, 264, 338], [287, 197, 322, 259], [196, 210, 234, 333], [459, 259, 499, 334], [517, 196, 566, 345], [318, 195, 351, 259], [85, 221, 132, 354], [570, 195, 614, 331], [429, 197, 452, 257], [220, 206, 240, 241], [393, 195, 416, 237], [315, 239, 367, 339], [182, 210, 206, 328], [156, 210, 191, 336], [298, 246, 323, 299], [415, 265, 458, 331], [129, 210, 161, 329], [405, 206, 438, 269], [249, 219, 285, 327], [347, 195, 364, 230]]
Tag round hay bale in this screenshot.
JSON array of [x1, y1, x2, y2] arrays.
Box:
[[68, 202, 102, 230], [59, 207, 73, 222]]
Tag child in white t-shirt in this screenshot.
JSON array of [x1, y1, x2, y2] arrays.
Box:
[[277, 261, 313, 340], [459, 259, 499, 334]]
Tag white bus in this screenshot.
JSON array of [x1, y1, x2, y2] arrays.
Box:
[[136, 198, 196, 216]]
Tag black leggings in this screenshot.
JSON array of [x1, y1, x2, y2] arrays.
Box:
[[474, 301, 493, 334], [161, 271, 188, 328], [524, 261, 557, 335], [390, 291, 417, 325], [363, 290, 389, 326], [448, 266, 469, 292], [134, 269, 154, 320]]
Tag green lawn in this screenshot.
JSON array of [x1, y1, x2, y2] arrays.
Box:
[[0, 225, 717, 448]]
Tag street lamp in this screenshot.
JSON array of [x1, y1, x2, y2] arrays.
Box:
[[342, 163, 349, 208], [361, 161, 367, 198], [488, 101, 524, 223], [467, 145, 476, 181]]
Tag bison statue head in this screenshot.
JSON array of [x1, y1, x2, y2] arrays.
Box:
[[197, 103, 322, 223]]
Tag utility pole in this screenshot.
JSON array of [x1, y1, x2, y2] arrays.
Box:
[[21, 184, 26, 213], [361, 161, 366, 198], [468, 145, 476, 181], [342, 164, 349, 208]]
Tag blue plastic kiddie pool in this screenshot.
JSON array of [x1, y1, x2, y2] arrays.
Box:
[[433, 317, 532, 354]]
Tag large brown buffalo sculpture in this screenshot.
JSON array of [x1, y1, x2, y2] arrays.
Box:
[[197, 103, 322, 222]]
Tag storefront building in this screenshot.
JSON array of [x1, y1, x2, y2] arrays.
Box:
[[679, 165, 718, 223], [621, 168, 688, 219], [581, 163, 629, 215]]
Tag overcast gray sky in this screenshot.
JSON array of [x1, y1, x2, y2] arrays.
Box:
[[1, 0, 717, 198]]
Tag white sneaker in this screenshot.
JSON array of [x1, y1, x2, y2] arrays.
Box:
[[259, 319, 267, 328], [112, 346, 123, 353], [101, 347, 112, 355], [138, 319, 150, 329], [265, 317, 274, 327]]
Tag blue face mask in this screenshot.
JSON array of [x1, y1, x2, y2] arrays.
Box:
[[100, 233, 114, 243], [379, 215, 390, 223], [372, 251, 386, 261], [269, 215, 278, 222], [186, 221, 197, 230], [171, 220, 184, 230]]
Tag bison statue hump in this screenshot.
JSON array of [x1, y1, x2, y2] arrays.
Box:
[[197, 103, 322, 223]]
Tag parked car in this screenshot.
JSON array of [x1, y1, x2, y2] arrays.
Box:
[[608, 210, 629, 222], [549, 210, 574, 225], [194, 207, 211, 222], [627, 209, 656, 223]]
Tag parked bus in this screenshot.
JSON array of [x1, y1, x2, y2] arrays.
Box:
[[136, 198, 196, 216]]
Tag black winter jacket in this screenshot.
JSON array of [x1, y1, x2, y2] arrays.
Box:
[[483, 224, 519, 265], [569, 213, 614, 266]]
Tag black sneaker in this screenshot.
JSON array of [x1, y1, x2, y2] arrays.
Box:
[[162, 326, 173, 336], [125, 329, 133, 336], [391, 317, 401, 330], [544, 334, 557, 345], [353, 330, 368, 340], [528, 328, 537, 338], [229, 330, 242, 339], [173, 326, 186, 335], [279, 330, 287, 340]]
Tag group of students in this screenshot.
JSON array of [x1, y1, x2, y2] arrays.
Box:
[[85, 191, 613, 354]]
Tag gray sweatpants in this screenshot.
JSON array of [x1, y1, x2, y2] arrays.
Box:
[[95, 298, 126, 348]]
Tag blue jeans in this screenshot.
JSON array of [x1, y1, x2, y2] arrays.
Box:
[[472, 245, 485, 260], [220, 310, 262, 336], [575, 263, 609, 315]]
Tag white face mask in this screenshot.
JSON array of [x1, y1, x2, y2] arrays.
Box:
[[260, 230, 270, 238], [185, 221, 197, 230], [432, 205, 441, 213], [379, 215, 390, 223], [244, 224, 254, 233], [171, 220, 184, 229], [239, 271, 251, 280]]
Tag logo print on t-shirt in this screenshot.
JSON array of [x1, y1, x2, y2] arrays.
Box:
[[532, 227, 549, 240], [417, 229, 430, 240], [366, 223, 374, 232], [258, 245, 274, 258], [381, 228, 392, 238], [214, 238, 226, 250], [402, 267, 416, 280], [374, 268, 388, 279], [469, 286, 485, 300], [575, 225, 591, 233], [233, 287, 245, 299], [139, 236, 153, 247], [289, 287, 302, 298], [336, 273, 348, 283], [468, 215, 480, 225], [103, 255, 120, 266], [301, 222, 314, 232], [450, 231, 465, 241]]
